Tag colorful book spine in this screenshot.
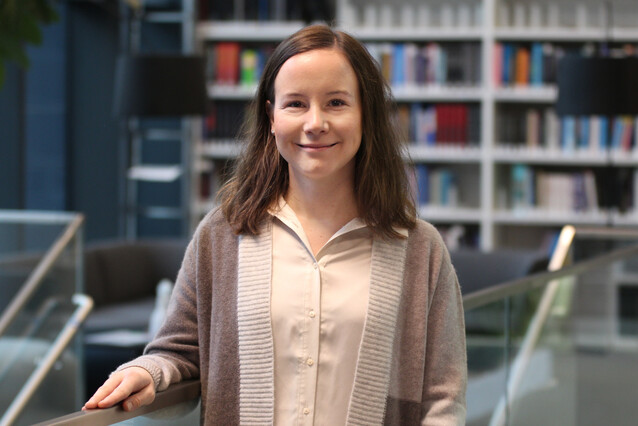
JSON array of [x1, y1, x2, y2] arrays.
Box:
[[416, 164, 429, 204], [493, 42, 503, 87], [561, 116, 576, 152], [240, 49, 258, 86], [578, 117, 590, 150], [392, 43, 406, 86], [530, 42, 544, 86], [514, 46, 530, 85]]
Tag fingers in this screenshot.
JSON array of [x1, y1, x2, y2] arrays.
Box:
[[83, 375, 124, 410], [122, 381, 156, 411], [83, 367, 154, 411]]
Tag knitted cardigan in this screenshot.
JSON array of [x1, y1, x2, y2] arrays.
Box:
[[120, 209, 467, 425]]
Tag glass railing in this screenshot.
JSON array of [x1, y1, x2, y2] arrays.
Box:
[[37, 225, 638, 425], [466, 227, 638, 425], [0, 211, 92, 426]]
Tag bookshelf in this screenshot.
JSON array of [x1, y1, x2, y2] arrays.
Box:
[[192, 0, 638, 251]]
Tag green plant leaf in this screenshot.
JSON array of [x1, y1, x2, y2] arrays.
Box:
[[0, 0, 58, 88], [0, 38, 31, 67], [17, 14, 43, 44]]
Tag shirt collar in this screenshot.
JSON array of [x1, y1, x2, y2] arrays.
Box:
[[269, 196, 407, 239], [269, 197, 367, 239]]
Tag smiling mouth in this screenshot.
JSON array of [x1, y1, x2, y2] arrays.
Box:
[[297, 142, 338, 149]]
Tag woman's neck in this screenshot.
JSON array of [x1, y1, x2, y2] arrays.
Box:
[[285, 178, 359, 255]]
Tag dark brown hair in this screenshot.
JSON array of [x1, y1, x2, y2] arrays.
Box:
[[218, 24, 417, 238]]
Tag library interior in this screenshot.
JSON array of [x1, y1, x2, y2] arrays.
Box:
[[2, 0, 638, 424]]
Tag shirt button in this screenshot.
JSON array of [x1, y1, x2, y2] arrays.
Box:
[[306, 357, 314, 366], [309, 310, 316, 318], [303, 408, 310, 415]]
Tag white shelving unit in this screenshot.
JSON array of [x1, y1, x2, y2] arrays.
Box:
[[191, 0, 638, 250]]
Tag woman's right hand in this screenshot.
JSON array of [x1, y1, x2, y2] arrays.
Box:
[[83, 367, 155, 412]]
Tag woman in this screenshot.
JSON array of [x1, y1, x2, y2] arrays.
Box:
[[84, 24, 467, 425]]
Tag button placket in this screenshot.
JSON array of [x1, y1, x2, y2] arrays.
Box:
[[301, 256, 321, 424]]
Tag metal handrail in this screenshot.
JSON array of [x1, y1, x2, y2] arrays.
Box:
[[1, 294, 94, 426], [34, 380, 201, 426], [462, 241, 638, 311], [0, 210, 81, 224], [0, 213, 85, 337]]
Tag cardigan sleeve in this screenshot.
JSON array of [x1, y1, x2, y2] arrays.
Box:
[[116, 229, 203, 391], [421, 259, 468, 425]]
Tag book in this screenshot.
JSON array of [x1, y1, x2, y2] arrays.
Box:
[[588, 116, 601, 153], [620, 116, 634, 151], [561, 116, 576, 152], [599, 116, 609, 150], [404, 43, 418, 85], [493, 42, 503, 87], [511, 164, 533, 210], [416, 164, 429, 204], [215, 42, 240, 85], [578, 117, 590, 150], [380, 43, 393, 83], [240, 48, 258, 86], [392, 43, 406, 86], [514, 46, 530, 86], [530, 42, 544, 86], [502, 43, 515, 85], [526, 109, 540, 148], [610, 116, 625, 150]]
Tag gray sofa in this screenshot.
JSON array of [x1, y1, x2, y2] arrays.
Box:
[[82, 239, 188, 398], [451, 248, 548, 295], [83, 239, 188, 333]]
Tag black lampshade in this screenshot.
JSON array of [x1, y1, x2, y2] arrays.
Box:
[[556, 55, 638, 116], [114, 54, 207, 117]]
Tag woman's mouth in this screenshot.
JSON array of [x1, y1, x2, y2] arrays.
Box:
[[297, 142, 338, 150]]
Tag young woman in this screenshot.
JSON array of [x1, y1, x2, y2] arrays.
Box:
[[84, 24, 467, 425]]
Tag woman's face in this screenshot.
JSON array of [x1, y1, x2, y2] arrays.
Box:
[[269, 48, 362, 187]]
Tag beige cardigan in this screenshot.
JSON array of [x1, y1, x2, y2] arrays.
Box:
[[120, 209, 467, 425]]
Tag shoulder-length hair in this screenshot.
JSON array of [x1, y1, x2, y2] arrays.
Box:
[[219, 24, 417, 238]]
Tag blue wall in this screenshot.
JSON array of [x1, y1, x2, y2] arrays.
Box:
[[24, 6, 68, 210], [0, 63, 24, 209]]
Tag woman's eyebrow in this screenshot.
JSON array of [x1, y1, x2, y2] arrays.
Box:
[[326, 90, 354, 98]]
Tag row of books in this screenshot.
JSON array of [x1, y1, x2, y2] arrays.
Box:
[[367, 42, 481, 87], [497, 107, 638, 152], [410, 165, 460, 207], [206, 40, 482, 88], [198, 0, 333, 22], [495, 42, 638, 87], [203, 101, 247, 139], [494, 42, 563, 87], [205, 42, 275, 86], [509, 164, 599, 212], [397, 103, 480, 146], [561, 115, 638, 153]]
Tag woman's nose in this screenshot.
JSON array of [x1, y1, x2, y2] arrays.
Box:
[[303, 106, 328, 134]]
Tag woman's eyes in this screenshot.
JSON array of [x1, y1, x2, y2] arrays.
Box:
[[329, 99, 347, 107], [282, 100, 303, 108], [284, 99, 347, 108]]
